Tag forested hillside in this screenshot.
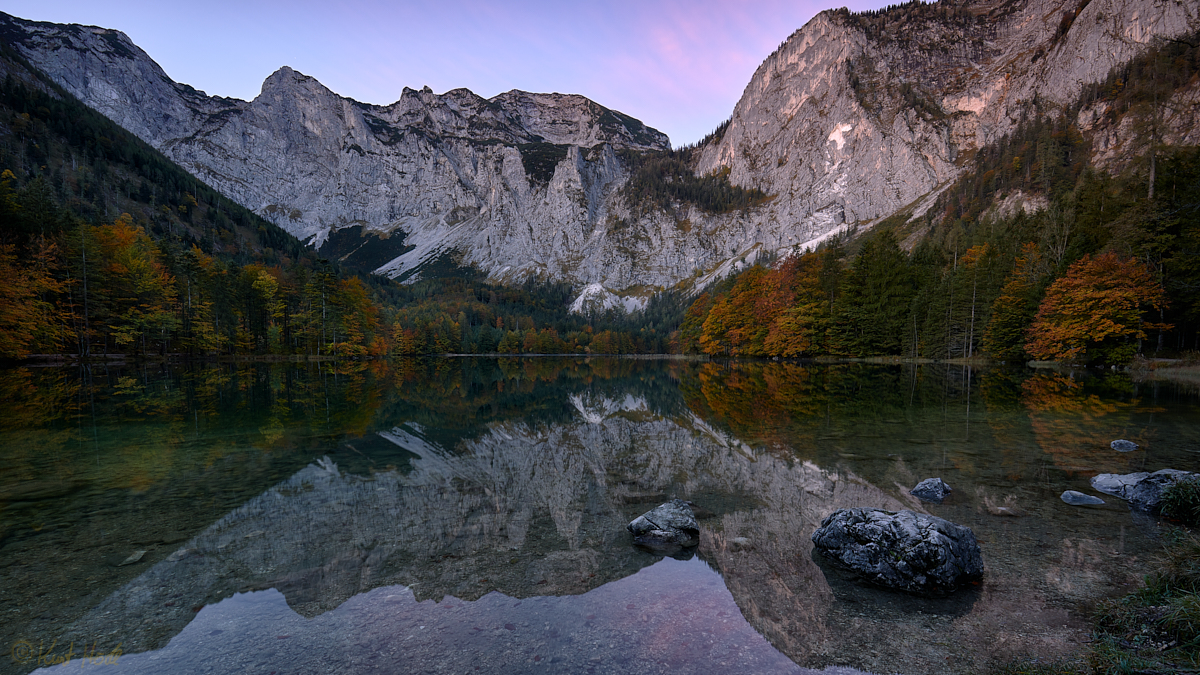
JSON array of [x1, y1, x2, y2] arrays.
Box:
[[0, 48, 668, 359], [681, 33, 1200, 365]]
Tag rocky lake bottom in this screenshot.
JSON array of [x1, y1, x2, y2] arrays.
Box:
[[2, 358, 1197, 674]]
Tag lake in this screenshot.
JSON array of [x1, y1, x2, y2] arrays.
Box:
[[1, 357, 1197, 674]]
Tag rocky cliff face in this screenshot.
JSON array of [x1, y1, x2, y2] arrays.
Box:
[[3, 0, 1197, 307], [695, 0, 1199, 240]]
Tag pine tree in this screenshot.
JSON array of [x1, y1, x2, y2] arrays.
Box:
[[829, 230, 916, 356]]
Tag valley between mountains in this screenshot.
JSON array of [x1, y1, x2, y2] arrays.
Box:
[[5, 0, 1197, 312]]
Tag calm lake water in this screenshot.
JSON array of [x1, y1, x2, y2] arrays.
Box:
[[2, 357, 1198, 674]]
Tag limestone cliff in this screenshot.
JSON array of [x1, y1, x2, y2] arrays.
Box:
[[2, 0, 1197, 307], [695, 0, 1199, 242]]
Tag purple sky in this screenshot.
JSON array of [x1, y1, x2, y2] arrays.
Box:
[[7, 0, 889, 147]]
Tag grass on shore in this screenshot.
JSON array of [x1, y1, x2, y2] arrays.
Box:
[[993, 526, 1200, 675]]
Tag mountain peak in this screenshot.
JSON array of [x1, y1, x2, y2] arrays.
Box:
[[257, 66, 337, 103]]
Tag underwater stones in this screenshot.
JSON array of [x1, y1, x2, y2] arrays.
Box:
[[1092, 469, 1199, 512], [811, 508, 983, 596], [627, 499, 699, 551], [118, 550, 146, 566], [729, 537, 753, 552], [1061, 490, 1105, 506], [911, 478, 953, 503], [1110, 439, 1139, 452]]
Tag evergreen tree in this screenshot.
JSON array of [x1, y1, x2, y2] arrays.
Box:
[[830, 230, 916, 355]]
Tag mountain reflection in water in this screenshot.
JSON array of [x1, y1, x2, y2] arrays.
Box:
[[35, 557, 865, 675], [4, 358, 1196, 675]]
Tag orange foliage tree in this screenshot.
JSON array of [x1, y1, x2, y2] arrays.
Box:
[[0, 238, 69, 357], [699, 266, 770, 355], [691, 251, 831, 357], [1025, 252, 1169, 364], [761, 252, 830, 357], [90, 215, 179, 354]]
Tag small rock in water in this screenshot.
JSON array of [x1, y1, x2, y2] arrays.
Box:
[[1061, 490, 1105, 506], [628, 499, 699, 551], [1091, 472, 1148, 499], [1110, 439, 1139, 452], [911, 477, 953, 503], [118, 550, 146, 566]]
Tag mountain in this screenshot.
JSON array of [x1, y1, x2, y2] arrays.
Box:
[[3, 0, 1198, 310], [696, 0, 1199, 229]]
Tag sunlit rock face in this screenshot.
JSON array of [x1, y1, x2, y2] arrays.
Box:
[[5, 0, 1197, 305], [694, 0, 1200, 244]]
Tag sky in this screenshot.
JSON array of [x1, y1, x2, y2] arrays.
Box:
[[5, 0, 889, 147]]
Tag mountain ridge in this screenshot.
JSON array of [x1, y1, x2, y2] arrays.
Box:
[[2, 0, 1198, 310]]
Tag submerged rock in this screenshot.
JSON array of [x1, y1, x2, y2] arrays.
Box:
[[628, 499, 699, 550], [911, 478, 953, 503], [1110, 439, 1139, 452], [1091, 472, 1147, 499], [1061, 490, 1105, 506], [810, 508, 983, 596], [1092, 469, 1198, 512], [729, 537, 753, 552], [118, 550, 146, 566]]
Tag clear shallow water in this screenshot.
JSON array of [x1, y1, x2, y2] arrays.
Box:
[[2, 358, 1198, 675]]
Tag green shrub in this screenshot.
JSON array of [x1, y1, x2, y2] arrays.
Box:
[[1160, 479, 1200, 528]]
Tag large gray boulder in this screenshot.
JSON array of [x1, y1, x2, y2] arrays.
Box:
[[811, 508, 983, 596], [911, 478, 953, 503], [1091, 469, 1198, 512], [628, 499, 699, 550]]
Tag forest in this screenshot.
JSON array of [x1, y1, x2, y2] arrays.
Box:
[[618, 121, 770, 217]]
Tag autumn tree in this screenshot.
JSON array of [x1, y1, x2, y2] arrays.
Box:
[[699, 266, 770, 356], [0, 238, 69, 357], [1025, 252, 1169, 364], [761, 252, 831, 357], [331, 277, 379, 356], [90, 215, 179, 355], [678, 292, 715, 354]]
